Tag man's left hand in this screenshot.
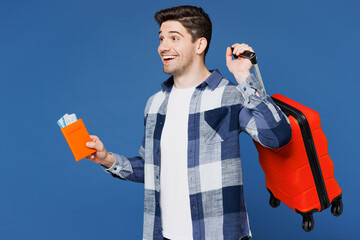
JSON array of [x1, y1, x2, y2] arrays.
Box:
[[226, 43, 254, 84]]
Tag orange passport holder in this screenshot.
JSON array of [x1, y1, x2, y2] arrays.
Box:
[[61, 119, 96, 161]]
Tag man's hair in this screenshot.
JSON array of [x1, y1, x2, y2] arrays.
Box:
[[154, 5, 212, 56]]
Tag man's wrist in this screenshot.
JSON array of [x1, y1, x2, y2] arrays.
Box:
[[101, 152, 116, 168], [233, 71, 251, 84]]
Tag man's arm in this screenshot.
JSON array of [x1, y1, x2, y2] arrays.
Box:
[[226, 43, 291, 149], [237, 75, 292, 149]]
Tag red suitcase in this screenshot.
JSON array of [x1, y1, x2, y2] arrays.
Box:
[[233, 51, 343, 231], [254, 94, 343, 232]]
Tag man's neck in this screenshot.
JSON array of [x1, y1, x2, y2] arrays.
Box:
[[173, 61, 211, 89]]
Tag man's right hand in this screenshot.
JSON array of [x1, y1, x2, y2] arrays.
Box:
[[85, 135, 115, 168]]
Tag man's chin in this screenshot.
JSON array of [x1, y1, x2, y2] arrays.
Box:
[[163, 66, 178, 75]]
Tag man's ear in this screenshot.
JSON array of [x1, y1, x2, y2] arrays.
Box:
[[195, 37, 208, 55]]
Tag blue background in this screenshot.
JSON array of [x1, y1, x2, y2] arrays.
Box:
[[1, 0, 358, 239]]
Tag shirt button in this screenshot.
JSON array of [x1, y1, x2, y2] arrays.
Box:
[[114, 167, 117, 171], [243, 87, 247, 91], [156, 175, 159, 179], [192, 205, 196, 209]]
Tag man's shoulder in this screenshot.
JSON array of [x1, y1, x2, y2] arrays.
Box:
[[147, 89, 165, 101]]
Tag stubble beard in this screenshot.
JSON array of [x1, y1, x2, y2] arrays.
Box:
[[163, 65, 183, 76], [163, 56, 193, 76]]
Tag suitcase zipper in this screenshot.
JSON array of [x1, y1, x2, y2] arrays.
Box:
[[272, 97, 330, 211]]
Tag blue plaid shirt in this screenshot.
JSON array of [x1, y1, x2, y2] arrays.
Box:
[[104, 70, 291, 240]]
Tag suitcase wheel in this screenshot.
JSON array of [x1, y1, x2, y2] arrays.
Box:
[[331, 198, 343, 217], [267, 189, 281, 208], [269, 194, 281, 208], [302, 214, 314, 232]]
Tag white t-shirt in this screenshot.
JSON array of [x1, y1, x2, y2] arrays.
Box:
[[160, 85, 195, 240]]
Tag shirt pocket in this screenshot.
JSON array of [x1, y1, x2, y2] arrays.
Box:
[[203, 106, 231, 144]]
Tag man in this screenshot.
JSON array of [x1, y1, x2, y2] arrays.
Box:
[[86, 5, 291, 240]]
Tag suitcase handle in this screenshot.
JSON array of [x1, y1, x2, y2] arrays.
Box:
[[231, 48, 257, 64]]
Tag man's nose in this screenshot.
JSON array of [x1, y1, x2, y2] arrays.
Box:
[[159, 40, 171, 52]]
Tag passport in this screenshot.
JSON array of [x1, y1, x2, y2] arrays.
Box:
[[58, 114, 96, 161]]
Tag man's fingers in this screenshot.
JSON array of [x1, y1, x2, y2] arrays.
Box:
[[231, 43, 241, 49], [86, 140, 105, 153], [231, 43, 254, 57], [87, 135, 104, 150], [86, 141, 99, 150], [89, 135, 98, 141], [85, 153, 95, 160], [232, 43, 246, 51], [234, 46, 247, 56]]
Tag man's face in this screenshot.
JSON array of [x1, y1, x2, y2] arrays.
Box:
[[158, 20, 197, 76]]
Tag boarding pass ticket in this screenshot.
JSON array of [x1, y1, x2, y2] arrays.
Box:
[[57, 113, 77, 128]]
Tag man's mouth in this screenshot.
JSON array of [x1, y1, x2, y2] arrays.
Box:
[[162, 55, 177, 64]]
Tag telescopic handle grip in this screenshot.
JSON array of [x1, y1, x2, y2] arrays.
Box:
[[231, 48, 257, 64]]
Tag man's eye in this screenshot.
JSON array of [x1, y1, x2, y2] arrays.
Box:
[[172, 37, 178, 41]]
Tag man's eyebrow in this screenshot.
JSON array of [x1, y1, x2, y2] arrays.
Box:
[[169, 31, 184, 37], [158, 31, 184, 37]]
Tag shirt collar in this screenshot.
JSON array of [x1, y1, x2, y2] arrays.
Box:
[[161, 69, 223, 92]]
